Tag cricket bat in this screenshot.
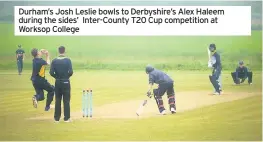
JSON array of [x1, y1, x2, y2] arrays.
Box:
[[207, 47, 211, 60], [207, 47, 213, 68], [136, 97, 151, 116]]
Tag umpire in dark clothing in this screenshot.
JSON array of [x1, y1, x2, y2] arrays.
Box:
[[50, 46, 73, 122], [231, 61, 253, 85]]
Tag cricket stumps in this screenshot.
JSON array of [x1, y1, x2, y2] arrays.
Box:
[[82, 88, 93, 118]]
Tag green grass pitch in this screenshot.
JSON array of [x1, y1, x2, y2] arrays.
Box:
[[0, 70, 261, 140], [0, 23, 262, 140]]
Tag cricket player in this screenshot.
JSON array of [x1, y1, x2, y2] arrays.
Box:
[[231, 61, 253, 85], [50, 46, 73, 122], [145, 65, 176, 115], [31, 48, 55, 111], [15, 45, 25, 75], [208, 43, 222, 95]]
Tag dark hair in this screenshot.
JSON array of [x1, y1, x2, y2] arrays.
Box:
[[58, 46, 65, 54], [18, 45, 21, 48], [31, 48, 38, 57]]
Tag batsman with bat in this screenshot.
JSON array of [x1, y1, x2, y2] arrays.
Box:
[[145, 65, 176, 115], [207, 43, 222, 95]]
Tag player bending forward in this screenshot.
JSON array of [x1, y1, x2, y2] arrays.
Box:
[[31, 48, 55, 111], [145, 65, 176, 115], [231, 61, 253, 85]]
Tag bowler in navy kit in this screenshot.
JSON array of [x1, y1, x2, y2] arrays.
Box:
[[15, 45, 25, 75], [145, 65, 176, 115], [208, 44, 222, 95], [31, 48, 55, 111], [231, 61, 253, 85], [50, 46, 73, 122]]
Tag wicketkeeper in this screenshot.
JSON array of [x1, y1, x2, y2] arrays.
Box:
[[231, 61, 253, 85], [208, 43, 222, 95], [145, 65, 176, 115]]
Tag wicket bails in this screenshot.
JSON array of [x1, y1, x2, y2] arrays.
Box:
[[82, 89, 93, 118]]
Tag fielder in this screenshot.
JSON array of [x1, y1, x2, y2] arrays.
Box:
[[50, 46, 73, 122], [208, 43, 222, 95], [31, 48, 55, 111], [15, 45, 25, 75], [231, 61, 253, 85], [145, 65, 176, 115]]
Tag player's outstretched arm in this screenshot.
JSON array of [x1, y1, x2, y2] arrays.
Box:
[[147, 84, 153, 92], [147, 74, 154, 98]]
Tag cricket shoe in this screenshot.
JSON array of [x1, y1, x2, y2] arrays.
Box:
[[213, 92, 220, 95], [54, 120, 59, 123], [219, 89, 223, 94], [64, 119, 72, 123], [249, 83, 252, 85], [45, 106, 50, 111], [32, 96, 38, 108], [170, 107, 176, 114], [160, 110, 166, 115], [214, 89, 222, 94]]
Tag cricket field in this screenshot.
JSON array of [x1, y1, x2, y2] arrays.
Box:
[[0, 24, 262, 140]]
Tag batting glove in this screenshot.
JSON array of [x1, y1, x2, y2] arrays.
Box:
[[146, 91, 152, 98], [208, 60, 213, 68]]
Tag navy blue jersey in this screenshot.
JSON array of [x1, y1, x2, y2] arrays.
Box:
[[50, 56, 73, 80], [31, 58, 47, 81], [148, 69, 173, 85], [236, 66, 248, 79], [211, 52, 221, 69], [16, 49, 25, 60]]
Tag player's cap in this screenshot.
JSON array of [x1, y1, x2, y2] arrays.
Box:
[[239, 60, 244, 65]]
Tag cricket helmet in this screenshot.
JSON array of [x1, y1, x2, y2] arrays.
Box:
[[145, 65, 154, 74], [239, 60, 244, 65], [209, 44, 216, 52]]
